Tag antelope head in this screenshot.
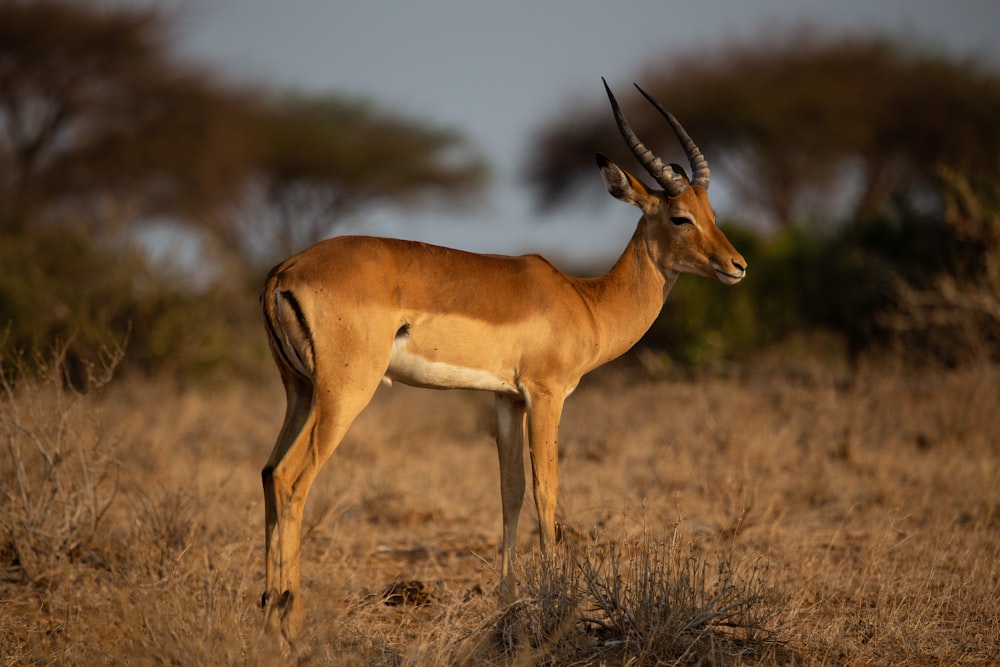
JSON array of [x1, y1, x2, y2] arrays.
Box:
[[597, 79, 747, 285]]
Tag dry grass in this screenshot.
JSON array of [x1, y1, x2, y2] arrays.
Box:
[[2, 352, 999, 665]]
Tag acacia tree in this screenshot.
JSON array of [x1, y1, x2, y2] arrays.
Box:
[[0, 1, 258, 234], [0, 1, 263, 378], [225, 93, 488, 267], [527, 33, 1000, 229]]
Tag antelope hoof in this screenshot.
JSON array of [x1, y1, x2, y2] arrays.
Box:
[[261, 588, 295, 636]]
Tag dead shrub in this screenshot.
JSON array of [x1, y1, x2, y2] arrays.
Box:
[[0, 344, 122, 591], [129, 487, 201, 579], [578, 532, 779, 665], [450, 528, 781, 666]]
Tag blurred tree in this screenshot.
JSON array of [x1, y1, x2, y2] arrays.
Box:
[[527, 33, 1000, 229], [224, 93, 488, 267], [0, 1, 489, 379], [0, 0, 258, 233]]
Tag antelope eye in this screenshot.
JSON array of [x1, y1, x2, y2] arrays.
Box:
[[670, 215, 693, 226]]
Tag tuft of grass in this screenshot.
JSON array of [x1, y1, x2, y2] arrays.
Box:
[[444, 528, 782, 666], [128, 486, 201, 580], [578, 533, 780, 665]]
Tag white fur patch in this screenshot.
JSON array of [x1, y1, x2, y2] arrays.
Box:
[[385, 337, 516, 393]]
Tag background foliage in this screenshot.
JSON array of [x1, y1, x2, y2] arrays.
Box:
[[1, 4, 998, 378], [0, 1, 485, 380], [529, 32, 1000, 368]]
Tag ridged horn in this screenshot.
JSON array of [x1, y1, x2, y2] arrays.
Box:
[[633, 83, 710, 189], [602, 78, 687, 197]]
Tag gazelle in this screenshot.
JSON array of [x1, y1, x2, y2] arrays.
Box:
[[259, 80, 746, 642]]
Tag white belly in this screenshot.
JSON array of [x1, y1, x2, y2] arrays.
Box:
[[384, 339, 517, 393]]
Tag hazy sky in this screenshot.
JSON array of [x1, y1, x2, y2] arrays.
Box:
[[155, 0, 1000, 264]]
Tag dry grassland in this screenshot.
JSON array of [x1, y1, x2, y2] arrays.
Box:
[[2, 355, 998, 665]]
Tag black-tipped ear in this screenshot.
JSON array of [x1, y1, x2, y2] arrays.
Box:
[[668, 162, 690, 184], [597, 154, 658, 213]]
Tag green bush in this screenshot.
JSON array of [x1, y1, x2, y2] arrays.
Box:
[[0, 228, 266, 382], [640, 195, 990, 368], [0, 228, 137, 384]]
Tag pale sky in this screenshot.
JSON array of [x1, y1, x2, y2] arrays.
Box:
[[150, 0, 1000, 265]]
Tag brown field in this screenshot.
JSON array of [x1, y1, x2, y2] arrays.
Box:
[[2, 353, 998, 665]]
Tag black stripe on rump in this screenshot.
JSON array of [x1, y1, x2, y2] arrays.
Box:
[[278, 289, 316, 377]]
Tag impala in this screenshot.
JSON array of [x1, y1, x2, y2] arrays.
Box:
[[259, 79, 746, 643]]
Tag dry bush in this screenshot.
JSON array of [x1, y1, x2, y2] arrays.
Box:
[[0, 346, 121, 592], [491, 550, 583, 664], [409, 524, 780, 666], [0, 349, 281, 665], [0, 346, 122, 663], [478, 534, 779, 666], [577, 535, 777, 664]]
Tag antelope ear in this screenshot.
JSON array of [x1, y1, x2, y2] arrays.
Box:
[[596, 154, 659, 213], [667, 162, 690, 185]]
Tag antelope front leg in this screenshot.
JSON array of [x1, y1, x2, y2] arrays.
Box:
[[524, 387, 566, 553], [495, 394, 526, 604]]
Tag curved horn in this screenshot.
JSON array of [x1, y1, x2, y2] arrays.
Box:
[[602, 78, 687, 197], [633, 83, 710, 189]]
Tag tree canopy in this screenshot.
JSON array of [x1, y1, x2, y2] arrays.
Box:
[[0, 1, 258, 233], [0, 1, 487, 255], [527, 33, 1000, 229], [228, 93, 488, 265]]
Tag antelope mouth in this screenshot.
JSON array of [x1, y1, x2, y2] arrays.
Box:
[[715, 268, 746, 284]]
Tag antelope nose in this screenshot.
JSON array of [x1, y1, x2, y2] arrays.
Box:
[[732, 258, 747, 275]]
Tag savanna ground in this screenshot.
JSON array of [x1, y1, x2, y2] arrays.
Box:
[[2, 349, 998, 665]]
